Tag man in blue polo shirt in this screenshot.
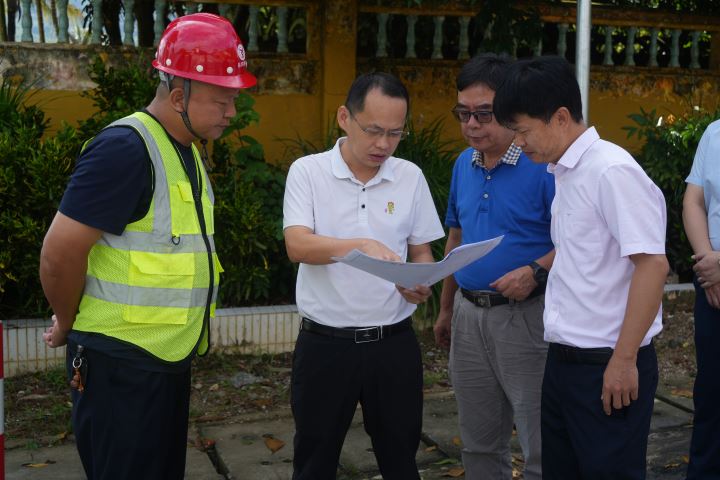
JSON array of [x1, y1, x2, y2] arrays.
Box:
[[433, 54, 555, 480]]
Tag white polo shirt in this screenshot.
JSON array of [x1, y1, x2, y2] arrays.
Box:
[[283, 137, 445, 327], [544, 127, 667, 349]]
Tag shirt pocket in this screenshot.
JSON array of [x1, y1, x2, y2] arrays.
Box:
[[170, 180, 200, 236], [122, 251, 196, 325], [563, 208, 604, 244]]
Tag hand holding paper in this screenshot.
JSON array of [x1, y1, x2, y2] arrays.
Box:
[[331, 236, 503, 289]]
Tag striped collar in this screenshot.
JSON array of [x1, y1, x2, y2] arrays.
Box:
[[471, 143, 522, 169]]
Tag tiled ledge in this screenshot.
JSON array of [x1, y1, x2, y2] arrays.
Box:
[[2, 305, 301, 378]]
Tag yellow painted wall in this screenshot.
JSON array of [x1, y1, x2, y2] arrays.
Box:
[[243, 94, 323, 165], [34, 68, 719, 165], [32, 89, 97, 134]]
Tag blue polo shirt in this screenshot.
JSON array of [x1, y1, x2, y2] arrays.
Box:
[[446, 147, 555, 290]]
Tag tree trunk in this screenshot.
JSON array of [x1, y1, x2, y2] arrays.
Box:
[[102, 0, 121, 45], [6, 0, 16, 41], [49, 0, 59, 36], [34, 0, 45, 42], [135, 0, 154, 47], [0, 0, 7, 41]]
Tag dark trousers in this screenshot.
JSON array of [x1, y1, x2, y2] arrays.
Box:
[[67, 343, 191, 480], [687, 280, 720, 479], [541, 343, 658, 480], [291, 328, 423, 480]]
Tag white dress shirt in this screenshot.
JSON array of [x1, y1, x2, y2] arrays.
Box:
[[686, 119, 720, 250], [283, 137, 445, 327], [544, 127, 667, 348]]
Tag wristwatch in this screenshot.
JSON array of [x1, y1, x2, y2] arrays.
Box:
[[528, 261, 549, 286]]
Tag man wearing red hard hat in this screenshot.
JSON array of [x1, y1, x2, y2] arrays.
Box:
[[40, 13, 254, 479]]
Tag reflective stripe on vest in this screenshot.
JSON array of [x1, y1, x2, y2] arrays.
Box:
[[72, 112, 220, 362]]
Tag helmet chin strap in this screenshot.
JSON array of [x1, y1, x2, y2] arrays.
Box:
[[179, 78, 211, 171]]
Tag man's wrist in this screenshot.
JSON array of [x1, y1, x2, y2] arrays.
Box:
[[528, 261, 549, 286], [611, 349, 638, 363]]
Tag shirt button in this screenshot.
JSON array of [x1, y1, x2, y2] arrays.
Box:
[[362, 188, 365, 191], [486, 175, 491, 180], [361, 204, 366, 208], [483, 193, 489, 199]]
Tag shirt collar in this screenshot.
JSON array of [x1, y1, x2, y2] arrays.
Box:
[[556, 127, 600, 170], [330, 137, 395, 184], [471, 142, 522, 169]]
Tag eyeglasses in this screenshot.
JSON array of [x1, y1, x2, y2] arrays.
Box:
[[451, 107, 494, 124], [348, 111, 410, 141]]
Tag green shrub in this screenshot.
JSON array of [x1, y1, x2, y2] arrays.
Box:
[[0, 77, 82, 318], [211, 93, 294, 306], [0, 56, 293, 318], [624, 106, 720, 281], [76, 54, 157, 140]]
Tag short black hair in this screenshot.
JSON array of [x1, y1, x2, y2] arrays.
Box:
[[456, 53, 512, 92], [493, 55, 584, 126], [344, 72, 409, 115]]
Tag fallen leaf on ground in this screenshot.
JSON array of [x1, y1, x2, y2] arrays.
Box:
[[671, 388, 693, 398], [209, 383, 220, 391], [682, 455, 690, 463], [425, 445, 438, 452], [22, 460, 56, 468], [263, 436, 285, 453], [18, 394, 50, 401], [452, 436, 462, 446], [252, 398, 272, 408], [442, 467, 465, 477], [664, 462, 681, 469]]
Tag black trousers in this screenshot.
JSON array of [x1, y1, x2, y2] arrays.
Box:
[[541, 343, 658, 480], [67, 343, 191, 480], [687, 279, 720, 479], [291, 327, 423, 480]]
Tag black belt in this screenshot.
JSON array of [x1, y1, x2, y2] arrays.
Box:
[[548, 342, 654, 365], [300, 317, 412, 343], [460, 287, 543, 308]]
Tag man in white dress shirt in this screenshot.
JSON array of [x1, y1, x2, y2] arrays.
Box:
[[493, 56, 669, 480], [283, 72, 445, 480]]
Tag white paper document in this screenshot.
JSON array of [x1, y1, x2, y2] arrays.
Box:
[[331, 236, 504, 289]]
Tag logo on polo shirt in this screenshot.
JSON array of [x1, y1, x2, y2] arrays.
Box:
[[385, 201, 395, 215]]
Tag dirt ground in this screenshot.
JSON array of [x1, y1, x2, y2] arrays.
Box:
[[3, 291, 697, 450]]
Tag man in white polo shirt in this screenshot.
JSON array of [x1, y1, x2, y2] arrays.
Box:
[[494, 56, 669, 479], [282, 72, 445, 480]]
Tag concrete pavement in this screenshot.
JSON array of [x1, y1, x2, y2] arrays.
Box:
[[5, 389, 694, 479]]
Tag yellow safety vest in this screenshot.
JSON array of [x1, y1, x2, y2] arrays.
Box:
[[73, 112, 221, 362]]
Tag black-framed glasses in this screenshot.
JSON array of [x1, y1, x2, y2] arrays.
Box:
[[348, 111, 410, 141], [451, 107, 494, 124]]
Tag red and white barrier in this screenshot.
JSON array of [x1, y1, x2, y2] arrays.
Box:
[[1, 319, 5, 479]]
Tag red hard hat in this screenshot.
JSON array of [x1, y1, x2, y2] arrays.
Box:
[[152, 13, 257, 89]]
